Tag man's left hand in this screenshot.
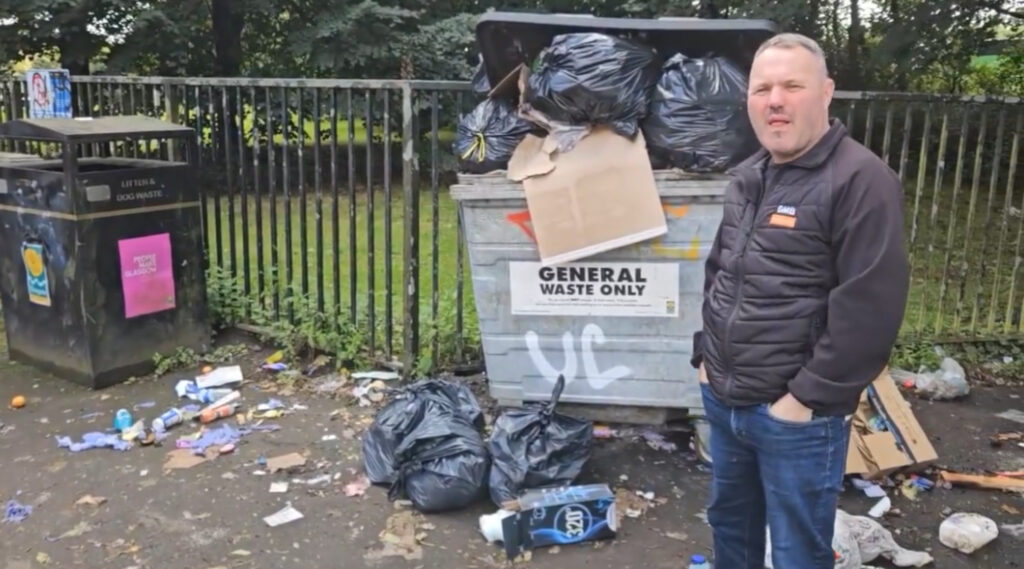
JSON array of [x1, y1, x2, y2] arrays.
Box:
[[769, 393, 813, 422]]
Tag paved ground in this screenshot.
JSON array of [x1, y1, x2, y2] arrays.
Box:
[[1, 334, 1023, 569]]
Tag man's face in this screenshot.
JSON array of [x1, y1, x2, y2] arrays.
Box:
[[747, 46, 834, 163]]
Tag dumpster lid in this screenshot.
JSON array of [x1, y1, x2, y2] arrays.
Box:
[[0, 116, 193, 143], [475, 12, 778, 89]]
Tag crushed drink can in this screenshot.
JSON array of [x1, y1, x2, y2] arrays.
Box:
[[153, 408, 184, 432]]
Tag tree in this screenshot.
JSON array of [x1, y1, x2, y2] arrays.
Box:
[[0, 0, 140, 74]]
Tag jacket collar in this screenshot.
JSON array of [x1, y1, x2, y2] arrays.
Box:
[[728, 118, 848, 200]]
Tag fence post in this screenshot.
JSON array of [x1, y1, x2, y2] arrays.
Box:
[[402, 83, 420, 376], [161, 80, 180, 162]]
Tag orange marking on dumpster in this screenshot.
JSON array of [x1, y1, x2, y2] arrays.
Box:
[[506, 210, 536, 242], [662, 205, 690, 218], [651, 233, 701, 260]]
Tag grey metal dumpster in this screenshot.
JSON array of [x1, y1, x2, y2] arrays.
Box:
[[452, 171, 726, 423], [452, 13, 776, 442]]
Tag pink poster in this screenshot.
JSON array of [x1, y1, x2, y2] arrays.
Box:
[[118, 233, 176, 318]]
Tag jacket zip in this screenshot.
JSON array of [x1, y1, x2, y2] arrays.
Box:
[[722, 167, 768, 399]]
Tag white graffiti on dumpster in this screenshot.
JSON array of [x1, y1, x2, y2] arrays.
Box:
[[524, 323, 631, 390]]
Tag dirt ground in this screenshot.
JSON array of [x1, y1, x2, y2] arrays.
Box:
[[1, 334, 1023, 569]]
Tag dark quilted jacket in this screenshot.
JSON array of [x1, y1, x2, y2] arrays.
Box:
[[692, 119, 910, 416]]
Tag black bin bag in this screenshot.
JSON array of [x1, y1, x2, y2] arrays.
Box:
[[523, 32, 662, 139], [642, 53, 759, 172], [453, 98, 535, 174], [362, 379, 489, 512], [388, 410, 490, 512], [487, 375, 593, 507], [471, 56, 491, 96]]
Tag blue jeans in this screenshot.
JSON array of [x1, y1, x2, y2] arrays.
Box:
[[700, 382, 851, 569]]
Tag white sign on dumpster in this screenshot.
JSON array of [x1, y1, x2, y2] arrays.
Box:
[[510, 261, 679, 317]]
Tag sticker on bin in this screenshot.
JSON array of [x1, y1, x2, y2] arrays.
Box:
[[118, 233, 176, 318], [22, 242, 51, 307], [509, 261, 679, 317]]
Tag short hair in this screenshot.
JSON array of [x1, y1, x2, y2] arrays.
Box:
[[755, 33, 829, 77]]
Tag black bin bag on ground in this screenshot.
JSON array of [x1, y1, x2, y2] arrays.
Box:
[[362, 378, 489, 512], [453, 98, 535, 174], [642, 53, 759, 172], [523, 32, 662, 139], [388, 409, 490, 512], [487, 375, 593, 507]]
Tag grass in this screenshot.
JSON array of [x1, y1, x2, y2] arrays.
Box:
[[202, 186, 478, 362]]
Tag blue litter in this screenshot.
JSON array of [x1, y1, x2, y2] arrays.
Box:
[[4, 500, 32, 523], [56, 432, 132, 452], [187, 424, 280, 455], [257, 398, 285, 411], [133, 401, 156, 410]]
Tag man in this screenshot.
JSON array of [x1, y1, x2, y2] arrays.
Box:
[[691, 33, 910, 568]]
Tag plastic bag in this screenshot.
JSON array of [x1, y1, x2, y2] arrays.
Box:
[[471, 56, 490, 96], [766, 510, 933, 568], [913, 357, 969, 400], [388, 409, 490, 512], [453, 98, 536, 174], [524, 32, 661, 140], [642, 54, 759, 172], [362, 378, 484, 485], [487, 375, 593, 507], [939, 513, 998, 554]]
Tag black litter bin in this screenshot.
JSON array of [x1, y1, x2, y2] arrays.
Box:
[[0, 116, 211, 388]]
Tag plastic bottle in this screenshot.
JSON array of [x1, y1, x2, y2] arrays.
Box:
[[153, 407, 184, 432], [688, 554, 711, 569], [199, 403, 237, 424], [113, 408, 133, 432], [197, 388, 234, 404]]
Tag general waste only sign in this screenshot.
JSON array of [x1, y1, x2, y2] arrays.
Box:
[[509, 261, 679, 317]]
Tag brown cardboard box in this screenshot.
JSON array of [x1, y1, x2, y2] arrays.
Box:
[[499, 65, 667, 266], [846, 368, 938, 479], [507, 127, 668, 265]]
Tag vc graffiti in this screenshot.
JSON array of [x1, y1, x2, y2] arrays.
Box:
[[525, 323, 631, 390]]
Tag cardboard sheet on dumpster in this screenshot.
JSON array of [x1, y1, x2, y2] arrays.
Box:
[[507, 127, 667, 266], [846, 368, 938, 479]]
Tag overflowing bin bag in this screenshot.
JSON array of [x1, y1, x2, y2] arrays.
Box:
[[471, 56, 491, 96], [453, 98, 536, 174], [362, 378, 490, 512], [487, 375, 594, 507], [642, 53, 759, 172], [523, 32, 662, 140]]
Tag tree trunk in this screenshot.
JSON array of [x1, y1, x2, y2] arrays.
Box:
[[888, 0, 908, 90], [846, 0, 864, 88], [211, 0, 245, 76], [698, 0, 720, 18]]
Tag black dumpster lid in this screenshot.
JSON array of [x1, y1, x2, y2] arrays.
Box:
[[475, 12, 779, 89], [0, 116, 193, 143]]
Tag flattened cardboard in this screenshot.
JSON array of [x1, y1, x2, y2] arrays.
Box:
[[507, 126, 667, 266], [846, 368, 938, 479]]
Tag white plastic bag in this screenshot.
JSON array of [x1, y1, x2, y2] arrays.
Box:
[[939, 513, 998, 554], [765, 510, 933, 568]]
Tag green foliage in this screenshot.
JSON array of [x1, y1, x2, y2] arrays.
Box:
[[889, 341, 943, 372], [205, 266, 248, 331], [250, 288, 369, 368], [153, 346, 199, 376], [411, 290, 482, 377], [4, 0, 1020, 96]]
